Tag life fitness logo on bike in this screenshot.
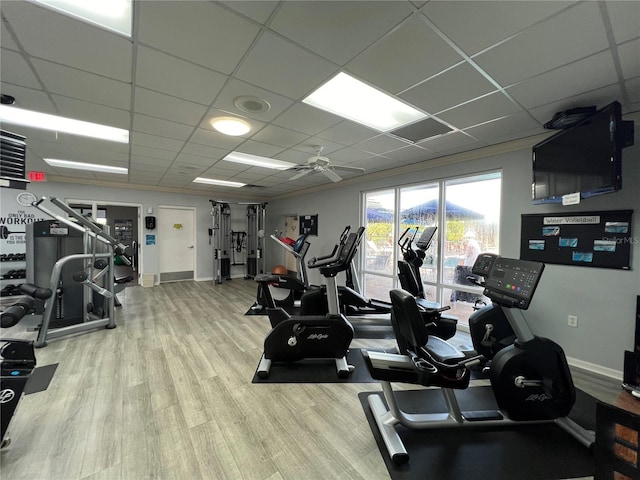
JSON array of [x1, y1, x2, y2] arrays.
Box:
[[0, 389, 16, 403]]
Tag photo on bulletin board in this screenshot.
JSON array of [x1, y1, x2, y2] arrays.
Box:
[[520, 210, 633, 269], [300, 215, 318, 236]]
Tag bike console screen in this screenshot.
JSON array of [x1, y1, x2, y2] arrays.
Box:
[[483, 257, 545, 310]]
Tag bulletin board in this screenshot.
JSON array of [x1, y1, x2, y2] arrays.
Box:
[[520, 210, 633, 270]]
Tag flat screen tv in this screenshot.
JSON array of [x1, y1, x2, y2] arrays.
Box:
[[532, 101, 625, 204]]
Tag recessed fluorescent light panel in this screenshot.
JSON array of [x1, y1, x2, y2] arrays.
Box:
[[0, 106, 129, 143], [33, 0, 132, 37], [193, 177, 245, 188], [44, 158, 128, 174], [303, 72, 428, 132], [222, 151, 294, 170]]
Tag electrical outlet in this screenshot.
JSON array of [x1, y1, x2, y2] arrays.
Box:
[[568, 315, 578, 327]]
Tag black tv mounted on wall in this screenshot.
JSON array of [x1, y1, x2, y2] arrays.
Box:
[[532, 101, 634, 204]]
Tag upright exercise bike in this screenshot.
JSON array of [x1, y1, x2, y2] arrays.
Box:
[[254, 229, 363, 378], [362, 254, 594, 465]]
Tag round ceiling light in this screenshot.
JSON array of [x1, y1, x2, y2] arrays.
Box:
[[210, 116, 251, 136], [233, 95, 271, 114]]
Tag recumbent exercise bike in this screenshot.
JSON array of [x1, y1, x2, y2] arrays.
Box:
[[362, 254, 594, 465]]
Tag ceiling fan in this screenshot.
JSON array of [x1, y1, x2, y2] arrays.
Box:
[[288, 147, 365, 183]]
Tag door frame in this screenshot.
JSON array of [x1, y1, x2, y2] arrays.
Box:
[[157, 205, 196, 283], [67, 197, 143, 284]]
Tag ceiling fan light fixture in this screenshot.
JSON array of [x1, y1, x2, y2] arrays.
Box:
[[193, 177, 246, 187], [222, 151, 294, 170], [303, 72, 427, 132], [210, 116, 251, 136]]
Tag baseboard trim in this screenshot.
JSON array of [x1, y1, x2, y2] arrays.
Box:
[[567, 355, 622, 381]]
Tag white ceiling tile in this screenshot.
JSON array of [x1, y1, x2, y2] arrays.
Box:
[[346, 15, 463, 94], [51, 95, 130, 129], [464, 111, 544, 144], [436, 91, 521, 129], [0, 83, 56, 114], [189, 128, 244, 151], [383, 144, 434, 163], [1, 49, 41, 89], [220, 1, 279, 24], [134, 87, 208, 126], [1, 1, 132, 81], [133, 114, 195, 141], [136, 46, 228, 106], [233, 140, 286, 159], [131, 145, 177, 161], [272, 103, 342, 135], [213, 78, 295, 122], [174, 153, 221, 168], [507, 51, 618, 109], [474, 1, 610, 86], [315, 121, 379, 147], [137, 1, 259, 75], [250, 124, 309, 149], [58, 133, 129, 154], [33, 59, 131, 110], [416, 131, 481, 153], [181, 142, 232, 160], [421, 1, 576, 56], [605, 1, 640, 44], [399, 62, 496, 114], [327, 147, 383, 164], [131, 132, 185, 152], [234, 31, 338, 99], [618, 39, 640, 79], [270, 2, 413, 66], [355, 134, 410, 155]]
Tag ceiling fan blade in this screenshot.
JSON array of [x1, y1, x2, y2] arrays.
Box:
[[322, 169, 343, 182], [332, 165, 366, 174], [289, 168, 313, 181]]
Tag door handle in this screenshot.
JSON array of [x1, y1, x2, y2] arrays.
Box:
[[188, 245, 194, 249]]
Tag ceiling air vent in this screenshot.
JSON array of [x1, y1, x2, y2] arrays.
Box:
[[1, 130, 28, 190], [388, 117, 452, 143]]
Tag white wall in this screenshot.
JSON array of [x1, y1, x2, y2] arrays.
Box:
[[266, 139, 640, 375]]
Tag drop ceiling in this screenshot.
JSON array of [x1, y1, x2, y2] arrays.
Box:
[[1, 0, 638, 199]]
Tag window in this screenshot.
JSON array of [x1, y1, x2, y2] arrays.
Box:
[[361, 171, 501, 327]]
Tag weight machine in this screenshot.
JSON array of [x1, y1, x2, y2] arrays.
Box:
[[21, 195, 132, 347], [211, 200, 266, 284]]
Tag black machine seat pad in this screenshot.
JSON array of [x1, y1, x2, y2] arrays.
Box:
[[423, 336, 466, 364]]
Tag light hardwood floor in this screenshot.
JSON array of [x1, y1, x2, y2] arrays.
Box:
[[0, 280, 619, 480]]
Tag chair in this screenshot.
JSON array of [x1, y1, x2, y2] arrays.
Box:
[[595, 400, 640, 480]]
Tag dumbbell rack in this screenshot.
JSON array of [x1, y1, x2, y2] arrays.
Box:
[[0, 252, 26, 302]]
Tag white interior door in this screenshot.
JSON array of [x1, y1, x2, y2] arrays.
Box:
[[158, 206, 195, 282]]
